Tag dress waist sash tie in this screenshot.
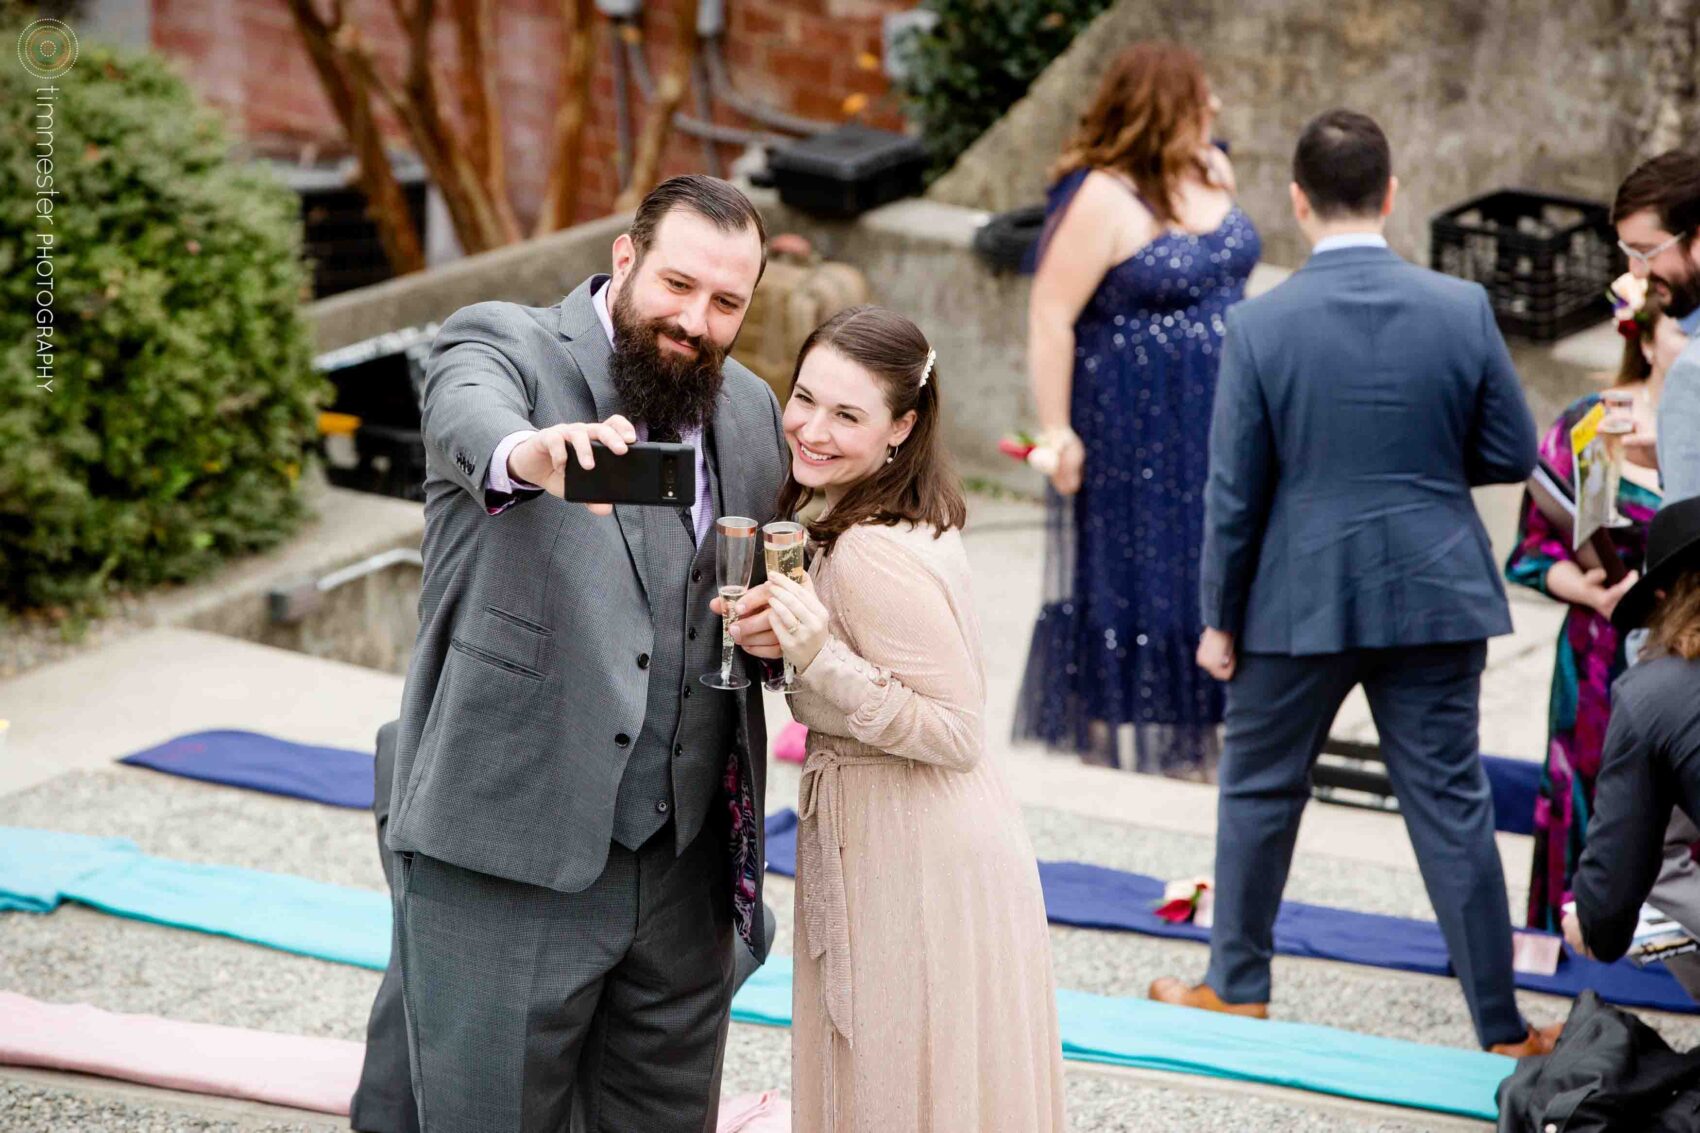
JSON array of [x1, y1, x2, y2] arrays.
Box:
[[796, 735, 889, 1049]]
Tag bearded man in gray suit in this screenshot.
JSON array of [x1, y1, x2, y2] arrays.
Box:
[[385, 175, 789, 1132]]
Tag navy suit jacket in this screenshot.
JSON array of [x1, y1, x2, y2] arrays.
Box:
[[1199, 245, 1538, 655]]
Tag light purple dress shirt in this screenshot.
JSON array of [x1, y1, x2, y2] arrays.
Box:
[[485, 279, 713, 542]]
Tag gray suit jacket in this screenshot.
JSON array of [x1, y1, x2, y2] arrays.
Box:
[[1200, 246, 1538, 655], [387, 278, 788, 947]]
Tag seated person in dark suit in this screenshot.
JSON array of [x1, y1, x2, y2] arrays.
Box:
[[1568, 497, 1700, 969]]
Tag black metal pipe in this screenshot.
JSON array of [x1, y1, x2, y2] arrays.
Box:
[[702, 35, 834, 137]]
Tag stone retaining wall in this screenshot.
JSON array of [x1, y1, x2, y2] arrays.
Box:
[[927, 0, 1654, 272]]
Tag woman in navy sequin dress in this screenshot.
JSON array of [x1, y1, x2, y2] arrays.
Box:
[[1014, 43, 1260, 778]]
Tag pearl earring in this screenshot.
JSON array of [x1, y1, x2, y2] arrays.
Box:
[[887, 445, 899, 465]]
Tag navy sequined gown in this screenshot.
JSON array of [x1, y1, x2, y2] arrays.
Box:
[[1014, 168, 1260, 778]]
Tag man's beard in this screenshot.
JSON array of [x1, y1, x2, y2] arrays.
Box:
[[608, 282, 730, 438], [1654, 254, 1700, 320]]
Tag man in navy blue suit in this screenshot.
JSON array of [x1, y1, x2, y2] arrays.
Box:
[[1149, 110, 1554, 1056]]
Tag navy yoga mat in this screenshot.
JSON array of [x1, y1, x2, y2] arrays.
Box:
[[115, 729, 1544, 835], [762, 810, 1696, 1015], [120, 731, 375, 810]]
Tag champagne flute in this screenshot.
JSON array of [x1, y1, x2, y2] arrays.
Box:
[[762, 521, 808, 694], [702, 516, 759, 690]]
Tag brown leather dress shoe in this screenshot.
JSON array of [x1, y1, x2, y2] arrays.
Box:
[[1488, 1022, 1563, 1059], [1148, 977, 1269, 1019]]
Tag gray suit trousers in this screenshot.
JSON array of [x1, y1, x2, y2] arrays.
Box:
[[351, 721, 420, 1133], [357, 720, 774, 1132], [396, 824, 735, 1133]]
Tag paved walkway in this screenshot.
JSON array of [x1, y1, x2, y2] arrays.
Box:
[[0, 487, 1674, 1132]]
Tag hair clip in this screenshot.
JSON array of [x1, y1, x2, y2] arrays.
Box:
[[920, 348, 936, 388]]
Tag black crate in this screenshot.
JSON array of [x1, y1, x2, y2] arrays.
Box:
[[972, 204, 1047, 274], [314, 326, 437, 502], [767, 124, 928, 218], [1430, 189, 1622, 342], [260, 156, 429, 300]]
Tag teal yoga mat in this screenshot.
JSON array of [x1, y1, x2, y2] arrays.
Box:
[[1, 826, 1510, 1120], [727, 957, 1510, 1121], [0, 826, 389, 970]]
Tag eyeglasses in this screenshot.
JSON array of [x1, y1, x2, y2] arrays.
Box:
[[1618, 232, 1685, 267]]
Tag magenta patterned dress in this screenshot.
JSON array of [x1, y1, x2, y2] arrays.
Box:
[[1504, 392, 1659, 931]]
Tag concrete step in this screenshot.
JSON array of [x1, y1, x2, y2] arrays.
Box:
[[0, 627, 404, 799]]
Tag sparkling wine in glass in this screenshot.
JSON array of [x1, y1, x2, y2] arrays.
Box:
[[762, 521, 808, 694], [702, 516, 759, 690]]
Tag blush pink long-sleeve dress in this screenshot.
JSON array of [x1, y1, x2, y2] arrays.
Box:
[[787, 521, 1067, 1133]]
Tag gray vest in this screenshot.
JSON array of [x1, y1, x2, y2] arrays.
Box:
[[612, 436, 739, 850]]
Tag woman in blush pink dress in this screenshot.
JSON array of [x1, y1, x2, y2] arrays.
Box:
[[762, 306, 1066, 1133]]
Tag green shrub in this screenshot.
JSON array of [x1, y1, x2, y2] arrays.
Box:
[[897, 0, 1113, 181], [0, 35, 326, 610]]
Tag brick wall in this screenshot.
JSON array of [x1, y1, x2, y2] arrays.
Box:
[[150, 0, 913, 234]]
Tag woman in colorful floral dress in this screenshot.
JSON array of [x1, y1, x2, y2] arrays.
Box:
[[1505, 275, 1682, 930]]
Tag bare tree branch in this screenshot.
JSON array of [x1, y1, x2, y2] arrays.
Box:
[[452, 0, 520, 241], [339, 11, 509, 254], [285, 0, 424, 275], [535, 0, 598, 235], [615, 0, 698, 211]]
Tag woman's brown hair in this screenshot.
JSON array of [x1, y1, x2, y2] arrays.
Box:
[[774, 306, 967, 555], [1049, 41, 1212, 223], [1615, 289, 1667, 387], [1646, 570, 1700, 661]]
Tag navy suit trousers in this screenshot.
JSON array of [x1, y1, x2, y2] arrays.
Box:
[[1203, 641, 1526, 1048]]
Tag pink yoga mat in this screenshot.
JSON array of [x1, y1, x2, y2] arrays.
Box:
[[0, 992, 363, 1114], [773, 721, 808, 764], [0, 991, 791, 1128]]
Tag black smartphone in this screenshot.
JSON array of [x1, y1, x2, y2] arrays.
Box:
[[562, 440, 696, 507]]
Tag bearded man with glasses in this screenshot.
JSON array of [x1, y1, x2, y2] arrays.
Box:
[[1614, 152, 1700, 506]]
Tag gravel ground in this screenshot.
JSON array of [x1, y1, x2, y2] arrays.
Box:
[[6, 767, 1696, 1131], [1, 1036, 1449, 1133], [0, 1080, 336, 1133]]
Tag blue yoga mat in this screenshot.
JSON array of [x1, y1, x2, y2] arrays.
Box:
[[0, 824, 1511, 1119], [0, 826, 389, 969], [1483, 754, 1542, 837], [119, 731, 375, 810], [763, 810, 1696, 1015]]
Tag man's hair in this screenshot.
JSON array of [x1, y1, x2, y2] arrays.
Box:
[[1292, 109, 1391, 220], [1612, 150, 1700, 236], [628, 174, 768, 278]]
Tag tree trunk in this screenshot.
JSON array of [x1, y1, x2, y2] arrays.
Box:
[[535, 0, 599, 235], [285, 0, 425, 275], [614, 0, 699, 211], [342, 2, 505, 255], [450, 0, 521, 242]]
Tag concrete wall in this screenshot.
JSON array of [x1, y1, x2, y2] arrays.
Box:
[[927, 0, 1652, 270], [310, 213, 629, 353]]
